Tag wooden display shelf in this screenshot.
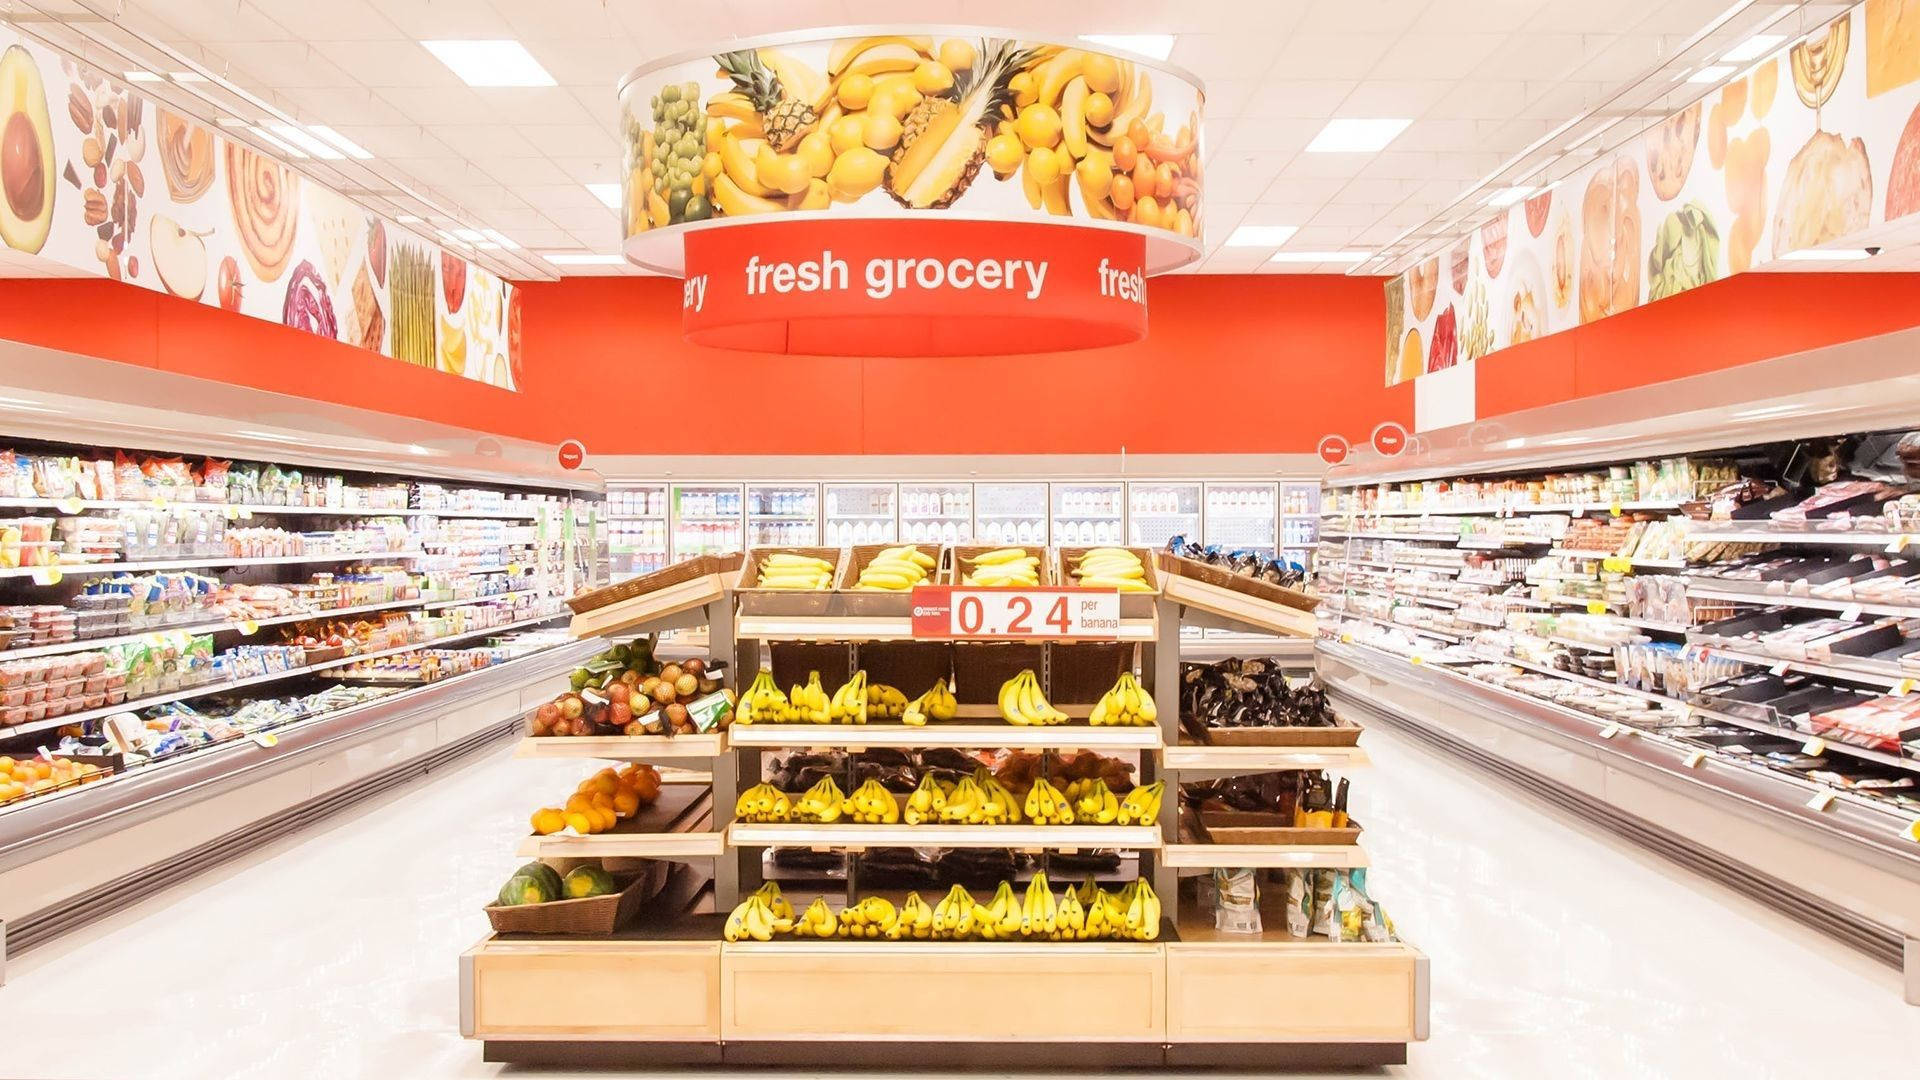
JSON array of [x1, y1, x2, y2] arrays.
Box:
[[726, 723, 1161, 750], [568, 571, 727, 640], [1163, 744, 1371, 773], [515, 733, 727, 760], [515, 784, 722, 859], [464, 937, 723, 1042], [1161, 843, 1371, 869], [737, 614, 1158, 642], [1160, 571, 1317, 638], [728, 822, 1163, 851]]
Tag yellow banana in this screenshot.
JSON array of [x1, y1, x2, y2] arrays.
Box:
[[719, 135, 775, 198]]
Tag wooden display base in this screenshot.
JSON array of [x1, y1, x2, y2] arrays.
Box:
[[1160, 570, 1317, 638]]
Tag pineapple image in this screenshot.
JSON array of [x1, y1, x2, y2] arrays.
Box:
[[715, 49, 818, 152], [885, 39, 1042, 210]]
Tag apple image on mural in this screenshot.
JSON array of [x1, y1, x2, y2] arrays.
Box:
[[149, 215, 210, 300]]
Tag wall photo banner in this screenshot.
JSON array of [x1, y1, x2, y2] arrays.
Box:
[[1384, 0, 1920, 386], [0, 27, 521, 389]]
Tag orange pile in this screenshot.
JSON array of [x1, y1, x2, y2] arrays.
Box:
[[0, 754, 107, 804], [529, 764, 661, 836]]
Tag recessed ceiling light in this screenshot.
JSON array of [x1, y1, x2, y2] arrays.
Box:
[[1777, 247, 1875, 261], [585, 182, 622, 209], [170, 71, 208, 83], [1722, 33, 1785, 63], [421, 39, 555, 87], [1306, 117, 1411, 153], [269, 123, 344, 160], [541, 252, 626, 265], [1484, 186, 1533, 208], [1687, 65, 1736, 83], [124, 70, 162, 83], [1224, 225, 1298, 247], [453, 227, 487, 242], [1268, 251, 1371, 263], [482, 228, 519, 250], [307, 125, 373, 160], [249, 126, 308, 158], [1078, 34, 1176, 61]]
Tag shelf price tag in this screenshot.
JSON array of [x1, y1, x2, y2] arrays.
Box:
[[239, 506, 254, 520], [1887, 535, 1911, 554], [910, 586, 1120, 640], [1585, 600, 1609, 615], [1769, 662, 1790, 677], [1598, 724, 1623, 739], [1409, 654, 1425, 665], [1683, 750, 1708, 769], [1894, 678, 1916, 697], [250, 731, 279, 749], [1600, 556, 1632, 574], [1840, 604, 1863, 621], [1906, 819, 1920, 844], [1610, 501, 1623, 518], [238, 619, 259, 637], [151, 496, 169, 510], [29, 565, 62, 586], [58, 496, 83, 514], [225, 505, 241, 521], [1801, 737, 1826, 757], [1804, 788, 1837, 813]]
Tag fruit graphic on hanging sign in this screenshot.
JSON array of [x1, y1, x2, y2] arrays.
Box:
[[216, 255, 243, 311], [441, 250, 467, 313]]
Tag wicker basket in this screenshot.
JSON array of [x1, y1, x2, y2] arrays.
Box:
[[1158, 551, 1320, 613], [1199, 725, 1364, 747], [483, 862, 666, 936], [567, 554, 721, 615]]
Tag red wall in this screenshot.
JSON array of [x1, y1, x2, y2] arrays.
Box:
[[3, 271, 1917, 454]]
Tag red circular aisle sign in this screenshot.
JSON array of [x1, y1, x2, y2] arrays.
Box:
[[1371, 422, 1409, 457], [557, 440, 586, 470], [679, 218, 1149, 356], [1317, 435, 1351, 465]]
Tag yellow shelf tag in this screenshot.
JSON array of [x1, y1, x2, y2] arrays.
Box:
[[238, 619, 260, 636], [240, 506, 254, 520], [58, 496, 84, 514], [1585, 600, 1608, 615], [152, 496, 168, 509], [1907, 819, 1920, 844], [1598, 724, 1622, 739], [30, 565, 62, 586], [1409, 654, 1425, 665], [1804, 789, 1837, 813], [1609, 501, 1623, 517], [1683, 750, 1708, 769], [250, 731, 279, 749], [1601, 556, 1631, 573], [1801, 737, 1826, 757], [225, 505, 241, 521], [507, 562, 523, 575], [1893, 678, 1915, 697], [1886, 535, 1910, 554]]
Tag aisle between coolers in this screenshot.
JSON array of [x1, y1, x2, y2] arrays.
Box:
[[1, 725, 1916, 1079]]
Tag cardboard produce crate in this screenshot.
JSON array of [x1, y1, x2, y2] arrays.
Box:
[[951, 642, 1045, 705], [1048, 641, 1134, 704], [853, 640, 954, 698], [736, 547, 845, 616], [768, 642, 854, 696], [838, 543, 946, 616], [1056, 545, 1160, 619], [951, 545, 1053, 586]]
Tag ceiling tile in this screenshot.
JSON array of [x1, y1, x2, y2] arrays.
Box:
[[1367, 35, 1509, 80], [1203, 153, 1294, 202], [470, 87, 601, 127], [494, 0, 628, 40], [1273, 35, 1399, 80], [330, 125, 459, 160], [479, 158, 576, 187], [245, 0, 397, 41], [308, 39, 463, 89], [127, 0, 292, 43], [276, 86, 413, 127], [1168, 34, 1282, 81], [1240, 79, 1359, 119], [1338, 80, 1455, 118], [548, 157, 626, 185], [211, 42, 359, 88], [373, 84, 489, 125], [1200, 78, 1257, 119], [435, 124, 543, 159], [1217, 117, 1321, 154], [520, 184, 611, 210], [376, 0, 516, 38], [517, 124, 618, 158]]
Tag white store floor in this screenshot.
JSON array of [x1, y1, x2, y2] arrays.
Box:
[[2, 720, 1917, 1079]]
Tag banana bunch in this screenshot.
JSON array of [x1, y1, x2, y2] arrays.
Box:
[[837, 895, 896, 939], [852, 545, 936, 590], [1019, 871, 1060, 936], [936, 772, 1021, 824], [1115, 877, 1162, 940], [755, 552, 835, 590], [827, 670, 869, 723], [900, 677, 957, 726], [1068, 777, 1121, 823], [1022, 776, 1076, 825], [756, 881, 794, 921], [890, 891, 935, 940], [790, 776, 847, 822], [864, 682, 910, 720], [999, 669, 1068, 726], [1067, 547, 1154, 592], [931, 883, 979, 939], [961, 547, 1041, 586], [903, 771, 948, 824], [732, 669, 790, 726], [734, 781, 793, 822], [976, 881, 1024, 940], [794, 896, 839, 939], [842, 778, 901, 823], [1088, 671, 1157, 727], [722, 886, 793, 942], [784, 671, 830, 724], [1115, 780, 1164, 825]]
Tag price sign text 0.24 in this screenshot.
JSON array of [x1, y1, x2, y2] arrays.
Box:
[[910, 587, 1120, 639]]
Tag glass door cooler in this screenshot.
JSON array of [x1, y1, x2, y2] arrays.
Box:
[[1280, 480, 1322, 569], [1203, 481, 1278, 556], [747, 482, 819, 547], [1050, 481, 1124, 546], [900, 482, 972, 544], [823, 483, 897, 545], [671, 482, 743, 560], [1127, 480, 1202, 548], [974, 482, 1048, 546], [605, 483, 669, 580]]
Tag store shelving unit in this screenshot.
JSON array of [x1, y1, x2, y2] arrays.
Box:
[[973, 481, 1049, 547], [898, 482, 972, 545], [1127, 479, 1202, 548], [1050, 480, 1125, 547], [605, 482, 669, 582], [461, 550, 1426, 1065], [822, 483, 897, 547], [1204, 481, 1279, 558]]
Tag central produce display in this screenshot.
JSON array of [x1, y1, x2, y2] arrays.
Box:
[[461, 544, 1426, 1066]]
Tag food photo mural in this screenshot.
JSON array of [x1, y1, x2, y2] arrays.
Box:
[[1385, 0, 1920, 385], [619, 34, 1205, 242], [0, 26, 521, 389]]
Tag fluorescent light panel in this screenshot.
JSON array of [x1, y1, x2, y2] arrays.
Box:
[[1224, 225, 1298, 248], [396, 215, 424, 224], [249, 126, 307, 158], [1268, 251, 1371, 263], [124, 70, 161, 82], [421, 39, 555, 87], [1722, 33, 1785, 63], [1306, 117, 1410, 153], [307, 125, 373, 160], [268, 123, 344, 160], [169, 71, 207, 83], [481, 228, 519, 250], [1485, 185, 1533, 208], [1078, 34, 1176, 61], [1777, 248, 1875, 261], [542, 252, 626, 265], [585, 182, 622, 209], [1687, 64, 1736, 83]]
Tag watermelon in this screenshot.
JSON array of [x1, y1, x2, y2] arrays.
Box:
[[562, 865, 618, 899], [514, 861, 563, 899], [496, 874, 554, 907]]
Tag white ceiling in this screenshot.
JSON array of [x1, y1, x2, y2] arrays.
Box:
[[2, 0, 1864, 276]]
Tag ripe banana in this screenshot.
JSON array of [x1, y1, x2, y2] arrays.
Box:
[[1089, 670, 1157, 726], [853, 545, 936, 590], [1117, 780, 1164, 825], [727, 876, 1160, 944]]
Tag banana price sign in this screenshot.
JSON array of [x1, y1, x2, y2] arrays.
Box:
[[680, 218, 1150, 356], [910, 586, 1121, 640]]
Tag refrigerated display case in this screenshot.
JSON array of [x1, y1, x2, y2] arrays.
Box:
[[746, 483, 818, 547], [1204, 481, 1278, 556], [606, 483, 669, 582], [1050, 480, 1123, 546], [974, 482, 1048, 546], [823, 483, 897, 546], [1280, 480, 1321, 568], [671, 483, 743, 560], [1128, 480, 1202, 547], [900, 482, 972, 544]]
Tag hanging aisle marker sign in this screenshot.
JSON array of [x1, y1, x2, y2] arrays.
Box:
[[1317, 435, 1351, 466], [910, 585, 1119, 640], [1371, 422, 1409, 457]]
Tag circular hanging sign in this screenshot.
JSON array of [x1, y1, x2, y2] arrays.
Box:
[[1317, 435, 1350, 466], [557, 440, 586, 470], [617, 28, 1205, 354], [1371, 422, 1409, 457]]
